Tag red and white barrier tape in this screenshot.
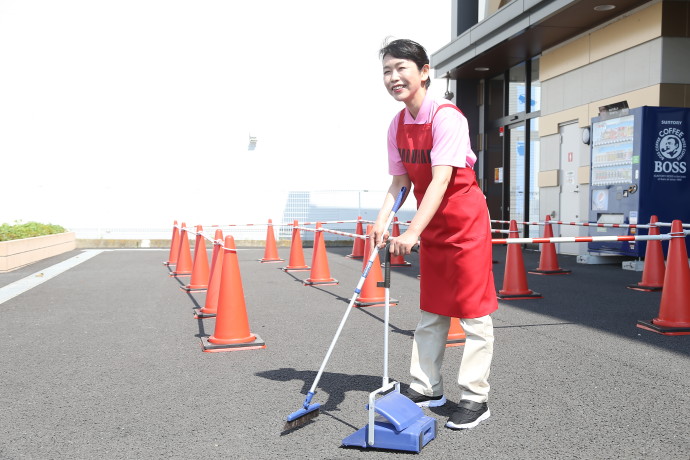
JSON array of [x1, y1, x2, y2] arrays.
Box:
[[298, 220, 361, 226], [490, 219, 652, 229], [492, 231, 689, 245], [295, 226, 366, 240]]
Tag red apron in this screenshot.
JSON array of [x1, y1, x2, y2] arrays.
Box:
[[396, 105, 498, 318]]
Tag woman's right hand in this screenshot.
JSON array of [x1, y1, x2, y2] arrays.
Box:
[[372, 225, 389, 248]]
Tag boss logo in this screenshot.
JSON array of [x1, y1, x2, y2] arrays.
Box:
[[654, 126, 686, 174]]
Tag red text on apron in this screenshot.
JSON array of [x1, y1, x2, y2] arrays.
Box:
[[396, 105, 498, 318]]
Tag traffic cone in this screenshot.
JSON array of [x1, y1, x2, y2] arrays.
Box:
[[182, 225, 210, 292], [202, 236, 266, 351], [259, 219, 284, 263], [195, 230, 224, 318], [163, 220, 180, 266], [170, 223, 193, 277], [347, 217, 365, 259], [529, 215, 571, 275], [354, 226, 398, 307], [498, 220, 542, 299], [637, 220, 690, 335], [628, 215, 665, 292], [304, 222, 338, 286], [282, 220, 310, 272], [389, 217, 412, 268], [446, 318, 466, 347]]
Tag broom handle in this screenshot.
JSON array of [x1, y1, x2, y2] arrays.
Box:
[[304, 187, 407, 404]]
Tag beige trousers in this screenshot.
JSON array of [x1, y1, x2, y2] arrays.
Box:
[[409, 311, 494, 403]]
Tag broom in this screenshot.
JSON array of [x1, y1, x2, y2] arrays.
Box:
[[283, 187, 408, 431]]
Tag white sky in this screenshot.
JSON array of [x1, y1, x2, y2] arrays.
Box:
[[0, 0, 452, 229]]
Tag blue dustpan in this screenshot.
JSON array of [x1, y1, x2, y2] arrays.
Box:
[[341, 390, 436, 453]]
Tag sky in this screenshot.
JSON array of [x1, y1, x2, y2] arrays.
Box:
[[0, 0, 452, 230]]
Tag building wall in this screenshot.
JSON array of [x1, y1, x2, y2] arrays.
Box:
[[536, 0, 690, 244]]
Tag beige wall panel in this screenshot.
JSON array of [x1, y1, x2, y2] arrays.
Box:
[[539, 106, 589, 137], [590, 2, 662, 62], [541, 36, 590, 81], [538, 170, 559, 187], [586, 85, 661, 120], [578, 166, 590, 184], [659, 84, 689, 107]]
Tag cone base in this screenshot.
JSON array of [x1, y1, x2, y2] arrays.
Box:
[[382, 262, 412, 268], [163, 261, 175, 266], [201, 334, 266, 352], [304, 279, 339, 286], [346, 255, 364, 260], [636, 320, 690, 336], [170, 272, 191, 277], [194, 309, 217, 319], [282, 266, 311, 272], [497, 290, 542, 300], [627, 283, 663, 292], [529, 268, 571, 275], [354, 298, 399, 308], [446, 338, 466, 348], [180, 285, 208, 292], [259, 258, 285, 263]]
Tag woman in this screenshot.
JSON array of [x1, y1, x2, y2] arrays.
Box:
[[373, 38, 498, 430]]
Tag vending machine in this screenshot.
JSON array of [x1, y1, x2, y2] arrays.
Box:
[[587, 106, 690, 257]]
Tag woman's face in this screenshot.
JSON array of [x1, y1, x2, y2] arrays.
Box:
[[382, 55, 429, 104]]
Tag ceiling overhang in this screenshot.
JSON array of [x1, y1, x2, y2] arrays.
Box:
[[431, 0, 654, 80]]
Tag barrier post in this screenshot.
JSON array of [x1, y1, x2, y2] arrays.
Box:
[[163, 220, 180, 266], [628, 215, 665, 292], [497, 220, 542, 299], [170, 223, 193, 277], [202, 236, 266, 351], [346, 217, 365, 259], [637, 220, 690, 335], [182, 225, 210, 292], [259, 219, 284, 263], [304, 222, 338, 286], [195, 229, 224, 318], [529, 215, 571, 275], [282, 220, 310, 272], [446, 318, 466, 347]]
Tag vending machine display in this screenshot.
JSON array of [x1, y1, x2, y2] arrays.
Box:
[[588, 106, 690, 257]]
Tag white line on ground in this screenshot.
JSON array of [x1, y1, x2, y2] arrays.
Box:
[[0, 250, 107, 305]]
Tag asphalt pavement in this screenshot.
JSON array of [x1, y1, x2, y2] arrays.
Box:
[[1, 244, 688, 459]]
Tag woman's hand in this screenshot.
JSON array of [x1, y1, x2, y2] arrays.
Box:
[[389, 229, 419, 256], [372, 224, 389, 248]]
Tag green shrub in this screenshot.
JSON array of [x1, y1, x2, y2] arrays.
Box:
[[0, 221, 67, 242]]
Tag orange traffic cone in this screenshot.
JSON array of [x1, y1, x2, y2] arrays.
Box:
[[446, 318, 466, 347], [202, 236, 266, 351], [195, 230, 224, 319], [304, 222, 338, 286], [498, 220, 542, 299], [163, 220, 180, 266], [637, 220, 690, 335], [355, 226, 398, 307], [628, 215, 665, 292], [170, 223, 193, 277], [259, 219, 284, 263], [182, 225, 210, 292], [347, 217, 365, 259], [529, 215, 571, 275], [282, 220, 310, 272], [389, 217, 412, 268]]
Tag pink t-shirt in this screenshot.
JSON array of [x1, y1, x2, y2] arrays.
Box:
[[387, 94, 476, 176]]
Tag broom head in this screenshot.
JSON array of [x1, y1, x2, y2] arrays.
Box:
[[283, 403, 321, 431]]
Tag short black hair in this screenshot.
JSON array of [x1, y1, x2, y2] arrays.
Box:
[[379, 38, 431, 88]]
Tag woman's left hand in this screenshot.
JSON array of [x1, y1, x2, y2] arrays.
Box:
[[389, 230, 419, 256]]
